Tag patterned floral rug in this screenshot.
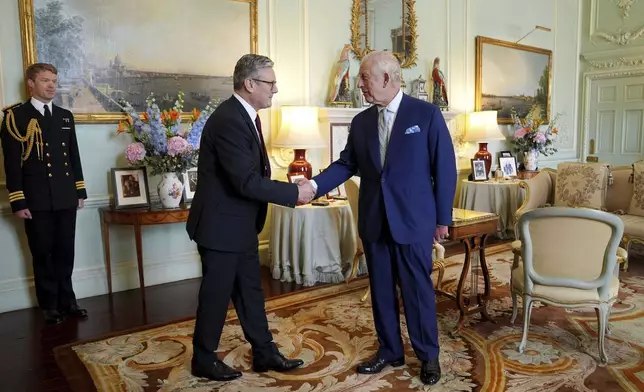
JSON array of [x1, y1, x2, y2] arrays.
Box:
[[54, 244, 643, 391]]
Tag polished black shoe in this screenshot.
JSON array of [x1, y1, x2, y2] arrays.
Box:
[[42, 309, 64, 325], [61, 305, 88, 319], [420, 358, 441, 385], [191, 359, 242, 381], [252, 353, 304, 373], [356, 355, 405, 374]]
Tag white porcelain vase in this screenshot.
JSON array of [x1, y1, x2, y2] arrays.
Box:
[[157, 172, 184, 209], [523, 149, 539, 171]]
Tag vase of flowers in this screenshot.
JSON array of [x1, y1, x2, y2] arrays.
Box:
[[117, 91, 217, 208], [509, 106, 560, 171]]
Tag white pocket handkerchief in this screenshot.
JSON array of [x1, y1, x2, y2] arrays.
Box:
[[405, 125, 421, 134], [62, 127, 71, 130]]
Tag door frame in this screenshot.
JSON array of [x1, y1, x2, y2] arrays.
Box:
[[580, 67, 644, 163]]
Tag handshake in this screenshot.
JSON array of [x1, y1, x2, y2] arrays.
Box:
[[295, 178, 316, 205]]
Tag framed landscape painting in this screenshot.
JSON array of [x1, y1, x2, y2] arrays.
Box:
[[18, 0, 258, 123], [475, 36, 552, 124]]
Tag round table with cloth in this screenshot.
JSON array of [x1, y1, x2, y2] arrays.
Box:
[[269, 200, 367, 286], [458, 179, 525, 239]]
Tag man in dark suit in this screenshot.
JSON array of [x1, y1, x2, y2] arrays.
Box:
[[1, 63, 88, 324], [186, 54, 314, 381], [310, 51, 457, 385]]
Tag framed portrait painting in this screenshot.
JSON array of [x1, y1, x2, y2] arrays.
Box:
[[475, 35, 552, 124], [329, 123, 351, 164], [110, 167, 150, 209], [182, 167, 198, 203], [18, 0, 258, 123]]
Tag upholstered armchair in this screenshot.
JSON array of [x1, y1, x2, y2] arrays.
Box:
[[343, 177, 446, 302], [511, 207, 624, 365], [512, 163, 629, 271]]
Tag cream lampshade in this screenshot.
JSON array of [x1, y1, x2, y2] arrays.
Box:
[[463, 111, 505, 175], [272, 106, 327, 179]]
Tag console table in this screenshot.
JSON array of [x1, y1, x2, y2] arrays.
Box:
[[99, 205, 190, 303]]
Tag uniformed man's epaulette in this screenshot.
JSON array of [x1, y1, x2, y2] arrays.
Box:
[[2, 101, 23, 114]]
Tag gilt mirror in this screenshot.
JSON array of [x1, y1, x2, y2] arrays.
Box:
[[350, 0, 418, 68]]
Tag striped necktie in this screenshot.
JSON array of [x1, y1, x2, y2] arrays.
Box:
[[378, 108, 390, 166]]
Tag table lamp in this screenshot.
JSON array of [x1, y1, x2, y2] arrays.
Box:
[[272, 106, 327, 179], [462, 111, 505, 175]]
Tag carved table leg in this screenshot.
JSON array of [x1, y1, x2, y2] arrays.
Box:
[[450, 234, 495, 337], [133, 223, 146, 304], [101, 212, 112, 294]]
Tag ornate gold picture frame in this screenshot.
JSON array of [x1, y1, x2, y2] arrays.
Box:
[[475, 36, 552, 124], [350, 0, 418, 69], [18, 0, 258, 124]]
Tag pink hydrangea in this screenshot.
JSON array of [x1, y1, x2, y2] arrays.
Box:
[[534, 132, 546, 144], [513, 127, 528, 138], [167, 136, 190, 156], [125, 142, 146, 164]]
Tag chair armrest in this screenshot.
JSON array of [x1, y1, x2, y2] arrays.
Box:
[[514, 172, 555, 236]]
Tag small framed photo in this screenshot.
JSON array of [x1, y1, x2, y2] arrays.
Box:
[[287, 173, 307, 184], [499, 156, 518, 178], [182, 167, 198, 203], [110, 167, 150, 209], [471, 159, 488, 181], [499, 150, 513, 157]]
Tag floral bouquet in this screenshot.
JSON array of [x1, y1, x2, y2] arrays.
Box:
[[117, 91, 218, 176], [509, 105, 560, 157]]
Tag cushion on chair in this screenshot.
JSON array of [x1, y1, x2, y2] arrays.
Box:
[[628, 161, 644, 217], [511, 264, 620, 304], [553, 162, 610, 210]]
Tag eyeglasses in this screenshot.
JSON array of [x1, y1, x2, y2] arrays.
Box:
[[252, 78, 277, 88]]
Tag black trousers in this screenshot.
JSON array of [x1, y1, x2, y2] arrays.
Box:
[[192, 246, 277, 365], [23, 208, 78, 311]]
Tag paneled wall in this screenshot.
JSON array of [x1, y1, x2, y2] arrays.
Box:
[[0, 0, 582, 312]]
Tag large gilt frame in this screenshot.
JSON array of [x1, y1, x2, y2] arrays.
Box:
[[350, 0, 418, 69], [475, 36, 552, 124], [17, 0, 258, 124]]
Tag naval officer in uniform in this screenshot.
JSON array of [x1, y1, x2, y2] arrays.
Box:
[[0, 63, 88, 324]]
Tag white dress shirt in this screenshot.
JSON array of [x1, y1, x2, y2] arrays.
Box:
[[30, 97, 53, 116]]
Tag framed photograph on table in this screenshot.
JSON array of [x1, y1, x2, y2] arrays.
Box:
[[182, 167, 198, 203], [110, 167, 150, 209], [471, 159, 488, 181], [499, 150, 512, 157], [499, 156, 518, 178]]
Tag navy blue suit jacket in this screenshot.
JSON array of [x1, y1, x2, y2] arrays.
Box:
[[312, 94, 457, 244]]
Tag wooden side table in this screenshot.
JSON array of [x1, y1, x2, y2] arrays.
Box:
[[437, 208, 500, 336], [99, 206, 190, 303]]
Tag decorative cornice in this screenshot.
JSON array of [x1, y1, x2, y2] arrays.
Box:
[[586, 68, 644, 80], [595, 25, 644, 45], [587, 57, 644, 68], [612, 0, 639, 19]]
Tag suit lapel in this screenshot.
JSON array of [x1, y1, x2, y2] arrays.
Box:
[[383, 94, 412, 167], [365, 106, 382, 172], [51, 104, 64, 135], [230, 96, 261, 149]]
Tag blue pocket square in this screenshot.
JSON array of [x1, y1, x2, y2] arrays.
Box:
[[405, 125, 421, 134]]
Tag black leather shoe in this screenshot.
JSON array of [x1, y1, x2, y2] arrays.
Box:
[[420, 358, 441, 385], [43, 309, 64, 325], [61, 305, 88, 319], [191, 359, 242, 381], [356, 355, 405, 374], [253, 353, 304, 373]]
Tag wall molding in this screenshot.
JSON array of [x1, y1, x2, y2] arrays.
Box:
[[0, 237, 271, 313], [579, 67, 644, 162]]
